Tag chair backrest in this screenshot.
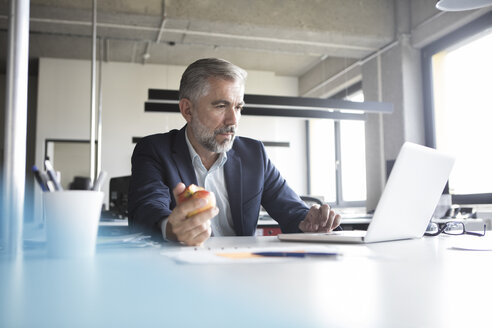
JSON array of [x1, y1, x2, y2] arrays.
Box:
[[109, 175, 130, 218], [68, 176, 92, 190]]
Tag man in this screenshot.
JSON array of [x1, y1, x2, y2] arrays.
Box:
[[128, 58, 341, 246]]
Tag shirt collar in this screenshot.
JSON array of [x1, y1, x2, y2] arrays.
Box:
[[185, 126, 228, 170]]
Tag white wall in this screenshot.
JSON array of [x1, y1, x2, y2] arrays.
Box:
[[34, 58, 303, 222]]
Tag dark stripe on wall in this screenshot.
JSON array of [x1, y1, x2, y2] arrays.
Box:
[[148, 89, 179, 100], [261, 141, 290, 147], [144, 101, 367, 121], [133, 136, 290, 148]]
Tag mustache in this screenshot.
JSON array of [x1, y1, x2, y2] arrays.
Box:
[[214, 126, 236, 135]]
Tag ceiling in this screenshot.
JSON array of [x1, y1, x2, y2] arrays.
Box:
[[0, 0, 398, 77]]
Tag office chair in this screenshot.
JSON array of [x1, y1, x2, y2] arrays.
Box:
[[68, 176, 92, 190], [109, 175, 130, 219]]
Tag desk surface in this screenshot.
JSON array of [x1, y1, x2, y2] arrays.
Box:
[[2, 234, 492, 327]]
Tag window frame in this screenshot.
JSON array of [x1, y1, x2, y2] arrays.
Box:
[[421, 11, 492, 205]]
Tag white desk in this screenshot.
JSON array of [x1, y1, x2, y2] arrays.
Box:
[[1, 234, 492, 327]]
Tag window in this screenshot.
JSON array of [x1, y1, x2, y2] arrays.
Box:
[[308, 84, 366, 207], [423, 12, 492, 204]]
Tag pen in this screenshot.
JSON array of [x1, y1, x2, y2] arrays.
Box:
[[44, 159, 64, 191], [252, 251, 340, 258], [32, 165, 48, 191]]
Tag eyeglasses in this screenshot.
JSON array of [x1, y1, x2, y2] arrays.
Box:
[[424, 221, 486, 237]]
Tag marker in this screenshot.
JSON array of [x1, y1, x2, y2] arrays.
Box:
[[32, 165, 48, 191], [45, 179, 55, 192], [252, 251, 340, 258], [44, 160, 63, 191], [92, 171, 107, 191], [40, 171, 54, 191]]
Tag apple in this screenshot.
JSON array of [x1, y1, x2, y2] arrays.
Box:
[[177, 184, 216, 217]]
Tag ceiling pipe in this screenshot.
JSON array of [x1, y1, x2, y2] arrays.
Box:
[[142, 1, 167, 65], [89, 0, 97, 184], [96, 37, 103, 179], [156, 0, 167, 43], [301, 38, 400, 97], [2, 0, 30, 256], [10, 16, 375, 53]]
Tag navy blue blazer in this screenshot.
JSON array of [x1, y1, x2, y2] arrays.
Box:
[[128, 126, 309, 236]]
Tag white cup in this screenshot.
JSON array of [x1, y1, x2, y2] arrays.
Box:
[[43, 190, 104, 258]]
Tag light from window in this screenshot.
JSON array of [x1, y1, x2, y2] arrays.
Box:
[[432, 30, 492, 195], [346, 90, 364, 103], [309, 120, 337, 203], [340, 90, 366, 202], [340, 120, 367, 201]]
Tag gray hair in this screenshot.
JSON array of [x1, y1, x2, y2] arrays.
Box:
[[179, 58, 247, 102]]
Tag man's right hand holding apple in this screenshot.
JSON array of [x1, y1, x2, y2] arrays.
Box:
[[165, 182, 218, 246]]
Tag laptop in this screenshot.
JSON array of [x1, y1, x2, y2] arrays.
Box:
[[278, 142, 455, 244]]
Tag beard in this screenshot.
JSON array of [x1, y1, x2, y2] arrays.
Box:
[[189, 116, 237, 153]]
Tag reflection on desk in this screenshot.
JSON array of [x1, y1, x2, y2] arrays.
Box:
[[2, 234, 492, 327], [98, 217, 129, 236], [256, 213, 372, 236]]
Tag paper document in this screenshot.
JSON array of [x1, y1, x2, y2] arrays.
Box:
[[161, 245, 343, 264], [448, 236, 492, 251]]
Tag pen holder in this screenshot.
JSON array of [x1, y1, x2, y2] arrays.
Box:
[[43, 191, 104, 258]]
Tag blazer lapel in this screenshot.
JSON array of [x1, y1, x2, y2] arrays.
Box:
[[224, 148, 244, 236], [172, 126, 198, 186]]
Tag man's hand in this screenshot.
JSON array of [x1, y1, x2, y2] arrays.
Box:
[[166, 183, 218, 246], [299, 204, 341, 233]]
